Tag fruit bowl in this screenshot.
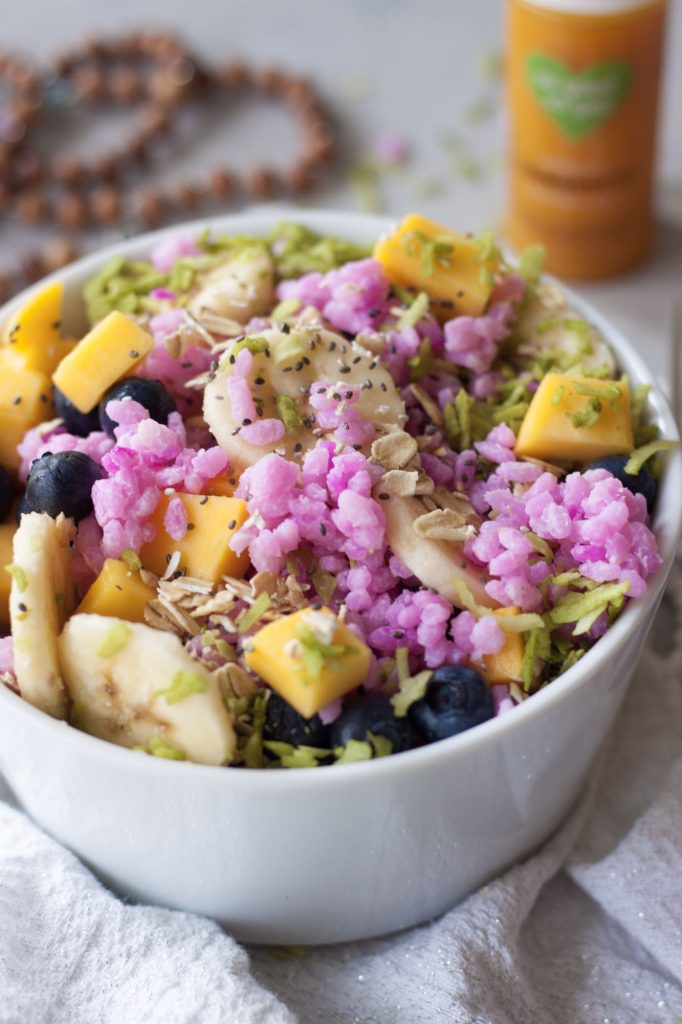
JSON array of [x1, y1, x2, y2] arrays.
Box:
[[0, 209, 680, 946]]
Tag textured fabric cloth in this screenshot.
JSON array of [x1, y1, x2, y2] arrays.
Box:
[[2, 569, 682, 1024]]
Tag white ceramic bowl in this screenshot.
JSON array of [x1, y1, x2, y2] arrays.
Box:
[[0, 210, 680, 946]]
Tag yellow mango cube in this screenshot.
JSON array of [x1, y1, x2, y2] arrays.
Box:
[[245, 607, 372, 718], [0, 356, 53, 472], [515, 373, 633, 463], [0, 522, 16, 626], [52, 311, 154, 413], [77, 558, 156, 623], [373, 212, 495, 322], [140, 493, 250, 583], [2, 278, 62, 344], [480, 608, 524, 685], [203, 472, 239, 498]]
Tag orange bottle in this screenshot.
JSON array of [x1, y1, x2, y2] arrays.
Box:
[[505, 0, 669, 280]]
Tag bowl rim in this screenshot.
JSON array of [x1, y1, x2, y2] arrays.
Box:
[[1, 206, 680, 790]]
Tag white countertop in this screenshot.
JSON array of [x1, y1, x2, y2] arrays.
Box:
[[3, 0, 682, 387]]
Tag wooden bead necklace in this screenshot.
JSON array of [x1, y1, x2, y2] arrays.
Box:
[[0, 32, 338, 300]]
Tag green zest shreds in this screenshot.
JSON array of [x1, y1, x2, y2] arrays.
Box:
[[311, 567, 337, 604], [396, 291, 430, 331], [521, 625, 552, 692], [294, 624, 353, 681], [276, 394, 304, 433], [625, 439, 678, 476], [134, 736, 187, 761], [573, 380, 623, 408], [450, 580, 544, 633], [84, 257, 168, 323], [518, 244, 546, 286], [549, 581, 631, 636], [264, 741, 331, 769], [156, 670, 208, 704], [237, 593, 272, 634], [96, 622, 131, 658], [407, 338, 436, 383], [231, 335, 270, 359], [5, 563, 27, 592], [402, 230, 455, 276], [266, 221, 371, 278], [391, 670, 433, 718], [271, 297, 301, 322], [120, 548, 143, 572], [240, 692, 267, 769], [570, 398, 603, 430]]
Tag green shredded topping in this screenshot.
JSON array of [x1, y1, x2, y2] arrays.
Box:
[[237, 593, 272, 634], [240, 693, 268, 769], [5, 563, 27, 593], [569, 398, 602, 429], [272, 297, 301, 322], [395, 646, 410, 682], [391, 669, 432, 718], [624, 439, 677, 476], [271, 332, 307, 368], [84, 256, 169, 323], [96, 622, 131, 659], [402, 230, 455, 277], [276, 394, 304, 433], [397, 291, 429, 331], [120, 549, 143, 572], [518, 244, 546, 286], [334, 739, 374, 764], [156, 669, 208, 704], [521, 625, 551, 692], [524, 531, 554, 561], [549, 581, 630, 634], [407, 337, 436, 383], [294, 621, 353, 681], [311, 568, 337, 605], [231, 335, 270, 358], [134, 736, 187, 761], [264, 741, 331, 769], [450, 579, 543, 632], [572, 380, 622, 408], [367, 731, 393, 758], [551, 384, 565, 407]]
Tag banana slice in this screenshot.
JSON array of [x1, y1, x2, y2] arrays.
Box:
[[517, 282, 615, 375], [188, 248, 274, 324], [9, 512, 77, 720], [58, 614, 236, 766], [383, 494, 495, 609], [204, 323, 406, 472]]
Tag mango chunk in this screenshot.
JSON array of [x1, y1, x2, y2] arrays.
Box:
[[77, 558, 156, 623], [515, 373, 633, 463], [245, 607, 371, 718], [480, 607, 523, 685], [2, 278, 62, 347], [52, 310, 154, 413], [0, 522, 16, 626], [0, 355, 53, 472], [373, 212, 495, 322], [203, 472, 239, 498], [140, 493, 250, 583]]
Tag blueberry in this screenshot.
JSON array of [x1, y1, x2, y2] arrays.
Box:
[[264, 692, 330, 748], [408, 665, 494, 744], [329, 692, 414, 754], [54, 387, 101, 438], [24, 451, 105, 522], [587, 454, 657, 512], [99, 378, 176, 438], [0, 466, 14, 522]]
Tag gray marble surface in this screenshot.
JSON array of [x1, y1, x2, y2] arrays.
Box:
[[3, 0, 682, 389]]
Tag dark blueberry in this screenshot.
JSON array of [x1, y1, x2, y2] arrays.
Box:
[[408, 665, 493, 744], [99, 378, 177, 438], [587, 454, 657, 512], [15, 492, 30, 524], [54, 387, 101, 438], [329, 692, 414, 754], [0, 466, 14, 522], [24, 451, 105, 522], [264, 691, 330, 748]]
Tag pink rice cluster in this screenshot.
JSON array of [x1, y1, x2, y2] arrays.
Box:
[[140, 309, 214, 416], [276, 258, 391, 334], [464, 424, 661, 610], [92, 399, 227, 558], [150, 235, 201, 273], [309, 380, 376, 446], [17, 424, 113, 482], [443, 276, 525, 376], [230, 445, 505, 667]]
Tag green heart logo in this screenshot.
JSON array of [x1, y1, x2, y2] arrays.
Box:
[[526, 53, 633, 141]]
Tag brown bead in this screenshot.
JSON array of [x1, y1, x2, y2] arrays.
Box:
[[209, 169, 235, 201], [51, 158, 84, 188], [148, 69, 183, 106], [137, 189, 165, 226], [0, 275, 12, 303], [285, 78, 316, 110], [91, 153, 120, 182], [248, 167, 279, 200], [43, 238, 77, 273], [21, 253, 45, 283], [167, 57, 196, 89], [126, 132, 149, 165], [71, 65, 105, 101], [288, 162, 316, 193], [222, 62, 250, 89], [12, 149, 42, 186], [15, 189, 49, 224], [254, 67, 286, 94], [141, 107, 170, 138], [107, 66, 143, 103], [57, 192, 89, 231], [174, 182, 199, 210], [90, 185, 121, 225]]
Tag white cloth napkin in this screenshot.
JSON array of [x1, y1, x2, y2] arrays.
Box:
[[3, 568, 682, 1024]]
